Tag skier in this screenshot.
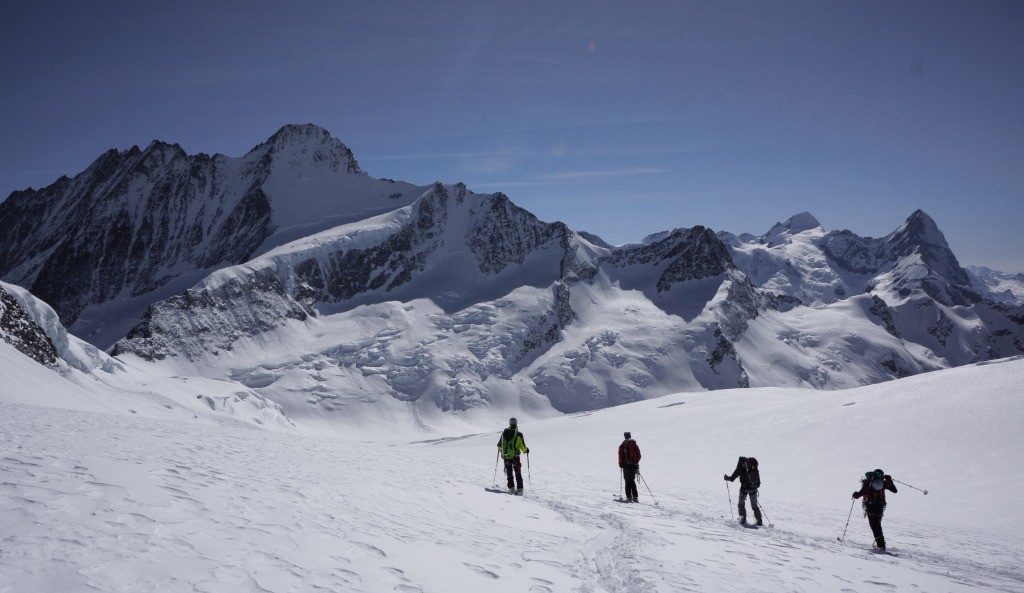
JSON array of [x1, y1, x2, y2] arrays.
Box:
[[852, 468, 898, 550], [724, 456, 762, 526], [618, 432, 642, 502], [497, 418, 529, 495]]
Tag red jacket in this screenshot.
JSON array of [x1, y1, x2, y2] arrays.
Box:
[[618, 439, 641, 468]]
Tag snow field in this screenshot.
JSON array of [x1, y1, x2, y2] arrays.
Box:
[[2, 354, 1023, 592]]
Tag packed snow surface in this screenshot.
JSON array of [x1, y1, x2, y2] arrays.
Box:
[[2, 344, 1023, 592]]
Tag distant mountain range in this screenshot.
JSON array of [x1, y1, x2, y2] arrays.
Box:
[[2, 124, 1022, 418]]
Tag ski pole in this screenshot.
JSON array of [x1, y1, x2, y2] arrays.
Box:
[[838, 498, 855, 542], [620, 468, 624, 499], [892, 478, 928, 495], [756, 500, 774, 528], [726, 482, 734, 520], [526, 452, 531, 489], [493, 451, 499, 486], [637, 471, 658, 505]]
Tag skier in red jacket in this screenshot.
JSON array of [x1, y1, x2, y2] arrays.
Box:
[[618, 432, 642, 502]]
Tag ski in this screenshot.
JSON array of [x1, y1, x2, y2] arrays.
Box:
[[485, 486, 523, 496]]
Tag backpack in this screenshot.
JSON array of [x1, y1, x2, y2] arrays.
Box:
[[621, 439, 640, 465], [861, 479, 888, 507], [744, 457, 761, 489], [500, 428, 519, 460]]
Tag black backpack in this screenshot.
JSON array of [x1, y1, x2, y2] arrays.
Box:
[[745, 457, 761, 489]]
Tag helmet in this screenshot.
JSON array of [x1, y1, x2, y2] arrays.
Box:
[[873, 468, 885, 479], [623, 431, 631, 439], [509, 417, 518, 427]]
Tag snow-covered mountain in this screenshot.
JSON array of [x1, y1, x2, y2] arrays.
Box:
[[0, 124, 427, 347], [106, 191, 1021, 421], [967, 265, 1024, 305], [2, 126, 1023, 422], [106, 182, 786, 418]]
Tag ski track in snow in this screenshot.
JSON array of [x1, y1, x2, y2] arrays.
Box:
[[2, 401, 1023, 593]]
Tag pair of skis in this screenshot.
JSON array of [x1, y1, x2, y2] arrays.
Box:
[[485, 486, 523, 496]]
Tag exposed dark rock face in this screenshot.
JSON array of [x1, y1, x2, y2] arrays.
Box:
[[708, 325, 749, 387], [516, 281, 576, 365], [467, 192, 560, 275], [608, 226, 734, 290], [293, 184, 450, 304], [114, 267, 312, 361], [868, 295, 901, 338], [0, 285, 58, 367]]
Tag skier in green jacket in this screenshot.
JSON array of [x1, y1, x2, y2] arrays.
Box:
[[497, 417, 529, 495]]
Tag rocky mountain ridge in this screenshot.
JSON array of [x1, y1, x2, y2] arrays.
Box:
[[2, 125, 1022, 419], [0, 124, 426, 347]]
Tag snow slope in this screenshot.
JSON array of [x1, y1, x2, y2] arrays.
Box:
[[968, 265, 1024, 305], [2, 337, 1023, 592]]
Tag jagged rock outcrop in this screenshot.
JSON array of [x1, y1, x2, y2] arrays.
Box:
[[0, 284, 58, 367]]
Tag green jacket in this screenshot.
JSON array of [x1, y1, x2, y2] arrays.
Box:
[[497, 427, 528, 460]]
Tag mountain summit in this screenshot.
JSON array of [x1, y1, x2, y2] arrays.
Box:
[[2, 126, 1022, 420], [761, 211, 822, 246], [0, 125, 427, 346]]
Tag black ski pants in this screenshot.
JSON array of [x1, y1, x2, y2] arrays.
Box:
[[622, 465, 639, 501], [504, 457, 524, 489], [739, 489, 762, 522], [866, 509, 886, 549]]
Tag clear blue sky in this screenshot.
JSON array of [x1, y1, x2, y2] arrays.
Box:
[[2, 1, 1022, 272]]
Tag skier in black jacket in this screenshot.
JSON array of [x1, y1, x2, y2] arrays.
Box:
[[853, 468, 898, 550], [724, 456, 762, 526]]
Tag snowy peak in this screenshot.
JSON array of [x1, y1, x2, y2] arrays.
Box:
[[253, 123, 363, 176], [886, 209, 958, 267], [0, 125, 425, 347], [880, 209, 975, 304], [761, 211, 822, 246]]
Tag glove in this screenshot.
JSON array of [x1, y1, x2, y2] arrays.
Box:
[[525, 448, 529, 454], [723, 474, 730, 481], [619, 463, 624, 469], [852, 491, 860, 499]]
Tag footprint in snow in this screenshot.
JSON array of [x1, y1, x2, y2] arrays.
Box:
[[348, 541, 387, 558], [463, 562, 500, 579]]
